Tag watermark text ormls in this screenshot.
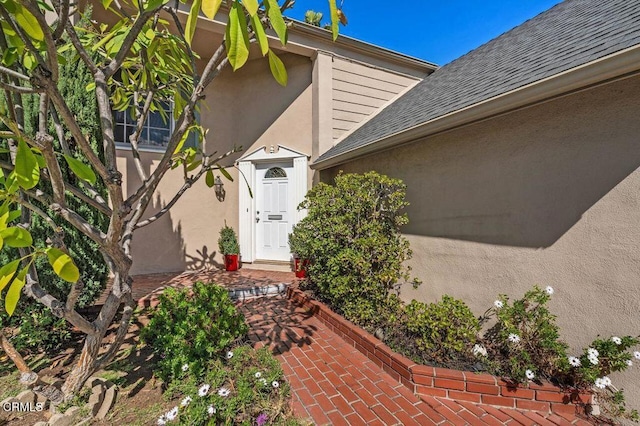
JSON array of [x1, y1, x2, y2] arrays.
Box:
[[2, 401, 45, 412]]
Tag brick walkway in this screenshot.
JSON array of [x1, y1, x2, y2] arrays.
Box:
[[240, 295, 590, 425], [131, 270, 590, 425]]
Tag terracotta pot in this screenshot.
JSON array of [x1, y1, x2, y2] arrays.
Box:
[[294, 258, 309, 278], [224, 254, 239, 271]]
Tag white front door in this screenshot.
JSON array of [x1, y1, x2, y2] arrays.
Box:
[[255, 162, 293, 261]]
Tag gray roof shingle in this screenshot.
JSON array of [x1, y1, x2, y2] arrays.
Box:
[[317, 0, 640, 164]]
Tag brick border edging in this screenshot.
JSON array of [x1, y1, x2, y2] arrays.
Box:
[[287, 287, 592, 416]]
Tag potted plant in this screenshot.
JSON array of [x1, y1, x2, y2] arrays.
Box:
[[218, 224, 240, 271], [288, 229, 309, 279]]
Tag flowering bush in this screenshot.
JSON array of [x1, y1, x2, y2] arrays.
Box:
[[159, 345, 299, 425], [141, 282, 248, 383], [482, 286, 568, 383], [404, 296, 480, 365], [288, 171, 419, 328], [561, 336, 640, 421]]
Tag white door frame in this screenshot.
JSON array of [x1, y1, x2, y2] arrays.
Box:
[[237, 145, 308, 263]]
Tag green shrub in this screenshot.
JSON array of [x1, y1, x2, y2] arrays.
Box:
[[141, 282, 248, 383], [405, 296, 480, 365], [289, 171, 418, 328], [218, 224, 240, 255], [159, 345, 300, 425], [483, 286, 568, 383]]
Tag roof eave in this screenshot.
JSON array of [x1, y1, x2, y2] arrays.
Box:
[[312, 43, 640, 170]]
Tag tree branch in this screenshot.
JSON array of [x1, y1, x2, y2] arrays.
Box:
[[133, 148, 239, 230], [128, 89, 154, 182], [23, 273, 98, 336], [95, 292, 134, 370], [104, 7, 163, 78], [51, 0, 70, 41], [61, 16, 99, 75], [17, 0, 59, 81], [0, 80, 42, 94], [0, 65, 30, 82], [40, 78, 110, 183]]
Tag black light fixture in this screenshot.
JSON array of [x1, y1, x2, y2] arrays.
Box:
[[214, 176, 225, 201]]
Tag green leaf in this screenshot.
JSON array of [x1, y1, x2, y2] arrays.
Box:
[[265, 0, 287, 45], [46, 247, 80, 283], [217, 165, 234, 182], [328, 0, 339, 41], [184, 0, 201, 46], [201, 0, 222, 19], [102, 0, 114, 9], [0, 227, 33, 248], [5, 266, 27, 316], [144, 0, 167, 12], [205, 170, 215, 187], [225, 1, 250, 71], [63, 155, 97, 185], [242, 0, 258, 16], [86, 81, 96, 92], [267, 49, 287, 86], [251, 14, 268, 56], [14, 139, 39, 189], [14, 5, 44, 42], [0, 259, 20, 293]]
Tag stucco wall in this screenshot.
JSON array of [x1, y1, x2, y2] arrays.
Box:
[[321, 74, 640, 403], [118, 52, 313, 274]]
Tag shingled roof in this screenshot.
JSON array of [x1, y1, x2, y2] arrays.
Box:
[[316, 0, 640, 165]]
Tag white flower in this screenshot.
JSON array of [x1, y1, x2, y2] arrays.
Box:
[[494, 300, 504, 309], [181, 396, 192, 407], [525, 369, 535, 380], [568, 356, 581, 367], [198, 384, 210, 397], [634, 351, 640, 360], [473, 344, 488, 357], [260, 378, 268, 386], [612, 336, 622, 345], [226, 351, 234, 359], [588, 348, 599, 357], [166, 407, 178, 421], [602, 376, 612, 386], [157, 415, 167, 425], [588, 355, 599, 365], [207, 405, 216, 416], [594, 378, 606, 389], [508, 333, 521, 344], [272, 381, 279, 388], [254, 372, 262, 379], [545, 286, 554, 295], [218, 387, 230, 397], [181, 364, 189, 372], [626, 360, 633, 367]]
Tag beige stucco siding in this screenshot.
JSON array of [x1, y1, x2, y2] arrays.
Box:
[[331, 58, 419, 141], [118, 53, 313, 275], [321, 74, 640, 403]]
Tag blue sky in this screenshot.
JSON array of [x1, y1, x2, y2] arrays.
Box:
[[286, 0, 563, 65]]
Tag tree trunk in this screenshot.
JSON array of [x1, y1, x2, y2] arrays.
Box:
[[59, 265, 131, 400], [60, 333, 102, 399]]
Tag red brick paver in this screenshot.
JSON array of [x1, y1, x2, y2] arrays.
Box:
[[239, 295, 588, 425], [132, 270, 591, 425]]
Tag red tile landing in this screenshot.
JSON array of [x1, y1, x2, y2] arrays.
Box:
[[97, 269, 297, 308]]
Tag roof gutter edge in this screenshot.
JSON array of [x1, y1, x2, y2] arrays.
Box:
[[311, 44, 640, 170]]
